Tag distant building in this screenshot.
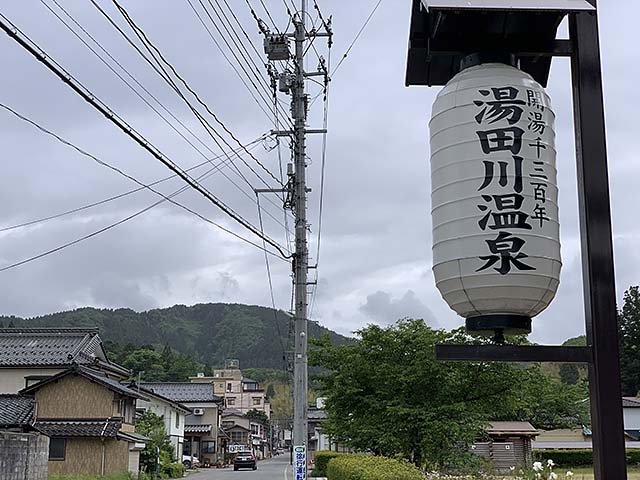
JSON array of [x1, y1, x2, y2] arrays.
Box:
[[534, 397, 640, 449], [141, 382, 223, 466], [0, 328, 129, 393], [195, 360, 271, 417]]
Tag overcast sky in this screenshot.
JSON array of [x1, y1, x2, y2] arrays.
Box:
[[0, 0, 636, 345]]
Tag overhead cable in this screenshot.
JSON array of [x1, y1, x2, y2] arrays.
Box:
[[106, 0, 285, 189], [45, 0, 289, 232], [332, 0, 384, 75], [0, 162, 287, 274], [0, 11, 290, 258]]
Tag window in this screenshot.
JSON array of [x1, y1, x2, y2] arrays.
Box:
[[227, 383, 232, 392], [230, 431, 246, 444], [252, 397, 261, 406], [49, 438, 66, 460], [24, 376, 51, 388], [202, 441, 216, 454], [175, 412, 180, 429], [227, 397, 236, 406]]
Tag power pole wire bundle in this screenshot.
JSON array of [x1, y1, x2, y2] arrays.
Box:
[[0, 11, 290, 260]]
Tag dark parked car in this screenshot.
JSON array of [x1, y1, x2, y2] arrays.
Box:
[[233, 452, 257, 471]]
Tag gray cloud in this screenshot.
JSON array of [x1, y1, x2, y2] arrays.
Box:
[[359, 290, 438, 327], [0, 0, 637, 347]]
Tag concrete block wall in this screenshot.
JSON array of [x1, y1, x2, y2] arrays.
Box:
[[0, 431, 49, 480]]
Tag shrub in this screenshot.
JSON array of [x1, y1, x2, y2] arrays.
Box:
[[326, 455, 424, 480], [533, 449, 640, 467], [160, 461, 185, 478], [313, 451, 346, 477]]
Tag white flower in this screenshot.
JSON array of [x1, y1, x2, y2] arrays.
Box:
[[549, 473, 558, 480], [547, 459, 555, 467], [533, 461, 544, 472], [566, 472, 574, 478]]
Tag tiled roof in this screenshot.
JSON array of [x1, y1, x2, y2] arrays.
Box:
[[487, 421, 539, 436], [308, 408, 327, 421], [21, 367, 147, 400], [222, 408, 243, 417], [140, 383, 222, 403], [117, 431, 150, 443], [0, 395, 35, 427], [185, 424, 212, 434], [131, 384, 191, 413], [623, 397, 640, 408], [35, 418, 122, 437], [0, 328, 127, 376]]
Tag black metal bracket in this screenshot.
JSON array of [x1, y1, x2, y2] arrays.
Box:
[[435, 344, 592, 363]]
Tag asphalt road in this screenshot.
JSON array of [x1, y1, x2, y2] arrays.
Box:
[[186, 456, 293, 480]]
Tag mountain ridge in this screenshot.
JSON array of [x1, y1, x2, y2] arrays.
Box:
[[0, 302, 350, 369]]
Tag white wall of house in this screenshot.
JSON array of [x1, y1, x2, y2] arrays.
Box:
[[0, 368, 63, 393], [624, 408, 640, 429], [136, 396, 187, 459]]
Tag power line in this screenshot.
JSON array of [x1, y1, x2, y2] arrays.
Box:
[[88, 0, 261, 193], [44, 0, 290, 235], [0, 102, 285, 260], [191, 0, 292, 127], [108, 0, 285, 189], [309, 46, 331, 319], [332, 0, 384, 75], [186, 0, 276, 124], [0, 162, 286, 274], [0, 11, 289, 258], [256, 193, 289, 368], [42, 0, 231, 173], [0, 127, 265, 234]]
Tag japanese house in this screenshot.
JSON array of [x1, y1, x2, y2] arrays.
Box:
[[21, 366, 148, 476]]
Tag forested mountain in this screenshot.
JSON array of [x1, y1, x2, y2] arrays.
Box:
[[0, 303, 350, 369]]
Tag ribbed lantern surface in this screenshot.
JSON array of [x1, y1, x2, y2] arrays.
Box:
[[429, 63, 561, 331]]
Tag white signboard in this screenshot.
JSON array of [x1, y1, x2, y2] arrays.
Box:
[[294, 445, 306, 480], [227, 444, 250, 454]]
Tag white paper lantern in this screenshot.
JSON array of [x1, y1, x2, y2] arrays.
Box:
[[429, 62, 561, 335]]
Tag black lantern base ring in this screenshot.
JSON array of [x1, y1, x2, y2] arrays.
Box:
[[465, 314, 532, 341]]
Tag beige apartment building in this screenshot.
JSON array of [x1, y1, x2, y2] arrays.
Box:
[[191, 360, 271, 418]]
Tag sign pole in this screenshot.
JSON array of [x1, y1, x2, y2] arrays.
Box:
[[570, 3, 627, 478]]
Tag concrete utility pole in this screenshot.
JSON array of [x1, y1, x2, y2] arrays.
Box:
[[261, 1, 330, 476], [292, 0, 309, 464]]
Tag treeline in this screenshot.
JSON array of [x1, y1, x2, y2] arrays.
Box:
[[105, 342, 202, 382]]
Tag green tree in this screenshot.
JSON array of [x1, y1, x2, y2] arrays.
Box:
[[136, 411, 175, 473], [266, 383, 276, 400], [311, 319, 588, 470], [559, 363, 580, 385], [619, 286, 640, 396], [245, 408, 270, 426], [122, 348, 165, 381]]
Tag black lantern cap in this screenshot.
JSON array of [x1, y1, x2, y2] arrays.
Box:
[[405, 0, 595, 87]]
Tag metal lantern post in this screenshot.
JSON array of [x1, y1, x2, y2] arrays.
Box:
[[406, 1, 626, 478]]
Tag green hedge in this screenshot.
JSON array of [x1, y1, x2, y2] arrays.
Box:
[[326, 455, 424, 480], [533, 449, 640, 467], [160, 461, 185, 478], [313, 451, 346, 477]]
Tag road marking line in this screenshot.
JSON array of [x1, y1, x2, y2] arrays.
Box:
[[284, 464, 289, 480]]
